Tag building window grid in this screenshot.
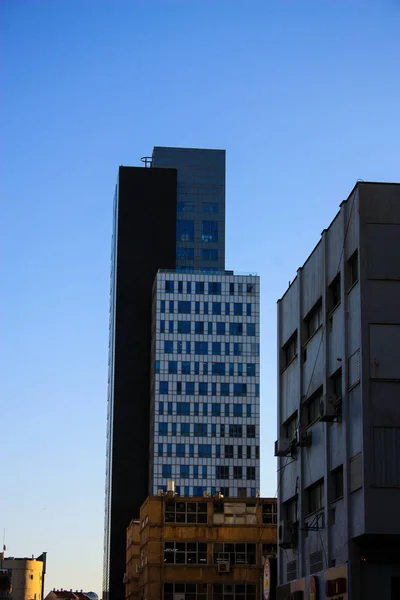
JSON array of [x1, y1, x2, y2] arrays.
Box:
[[164, 541, 207, 564]]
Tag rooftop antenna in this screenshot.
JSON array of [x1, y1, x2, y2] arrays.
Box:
[[2, 528, 5, 552]]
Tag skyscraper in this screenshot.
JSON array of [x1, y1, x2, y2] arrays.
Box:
[[103, 148, 260, 600]]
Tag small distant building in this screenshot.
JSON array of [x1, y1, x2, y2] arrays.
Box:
[[0, 553, 46, 600], [125, 492, 277, 600], [44, 591, 98, 600]]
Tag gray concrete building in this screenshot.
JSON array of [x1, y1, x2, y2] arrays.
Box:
[[275, 182, 400, 600]]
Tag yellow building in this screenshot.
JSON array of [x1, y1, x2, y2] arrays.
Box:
[[125, 494, 277, 600], [0, 553, 46, 600]]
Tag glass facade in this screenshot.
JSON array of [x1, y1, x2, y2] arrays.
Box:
[[152, 147, 225, 272], [150, 272, 260, 497]]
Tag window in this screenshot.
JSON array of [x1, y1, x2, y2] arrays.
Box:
[[220, 424, 225, 437], [331, 465, 344, 501], [262, 502, 278, 524], [246, 404, 252, 417], [169, 300, 174, 313], [202, 221, 219, 242], [238, 283, 243, 294], [186, 382, 195, 395], [247, 283, 255, 294], [165, 501, 208, 524], [195, 362, 200, 375], [212, 424, 217, 437], [158, 443, 163, 457], [168, 361, 177, 375], [328, 274, 341, 311], [193, 465, 199, 479], [189, 444, 194, 457], [178, 281, 183, 293], [172, 422, 177, 435], [247, 323, 256, 336], [204, 302, 209, 314], [246, 446, 252, 459], [212, 362, 225, 375], [208, 282, 221, 296], [234, 383, 247, 396], [195, 341, 208, 355], [287, 560, 297, 582], [176, 444, 186, 457], [304, 387, 322, 426], [229, 424, 242, 438], [238, 363, 243, 376], [225, 342, 230, 355], [229, 363, 235, 375], [212, 403, 221, 417], [162, 465, 172, 478], [229, 282, 235, 295], [247, 363, 256, 377], [178, 301, 191, 314], [202, 248, 218, 261], [233, 466, 243, 479], [230, 323, 243, 336], [194, 444, 210, 460], [164, 541, 207, 565], [182, 361, 190, 374], [165, 280, 174, 293], [199, 382, 208, 396], [159, 401, 164, 415], [177, 220, 194, 242], [216, 465, 230, 479], [212, 342, 221, 356], [167, 443, 172, 457], [217, 322, 226, 335], [180, 465, 190, 478], [233, 404, 243, 417], [177, 201, 195, 212], [177, 247, 194, 260], [195, 301, 200, 314], [331, 369, 342, 416], [221, 383, 229, 396], [216, 445, 221, 458], [203, 363, 208, 375], [177, 402, 190, 416], [246, 303, 252, 316], [212, 544, 256, 566], [233, 344, 243, 358], [168, 320, 174, 334], [225, 302, 230, 314], [159, 320, 165, 333], [178, 321, 191, 334], [246, 466, 256, 480], [181, 423, 190, 436], [304, 300, 322, 339], [202, 202, 219, 213], [225, 445, 234, 458], [283, 331, 297, 367], [224, 404, 230, 417], [234, 303, 243, 316], [194, 423, 208, 436], [195, 321, 204, 335], [247, 425, 256, 438], [212, 302, 222, 315], [348, 250, 359, 288], [237, 446, 243, 459], [164, 340, 173, 353], [306, 479, 324, 514], [195, 281, 205, 294], [177, 382, 182, 394], [159, 381, 169, 394], [164, 583, 207, 600], [187, 281, 192, 293], [208, 322, 213, 335], [284, 413, 297, 440], [160, 300, 165, 313]]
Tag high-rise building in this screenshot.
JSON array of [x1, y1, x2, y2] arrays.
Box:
[[275, 182, 400, 600], [104, 148, 260, 600]]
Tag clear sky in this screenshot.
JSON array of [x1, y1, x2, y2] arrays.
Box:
[[1, 0, 399, 595]]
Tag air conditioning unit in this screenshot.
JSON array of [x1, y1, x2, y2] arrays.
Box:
[[295, 429, 312, 448], [218, 562, 231, 573], [319, 394, 337, 422], [274, 437, 290, 457], [278, 520, 293, 548]]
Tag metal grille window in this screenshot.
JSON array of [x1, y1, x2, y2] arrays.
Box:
[[328, 273, 341, 311], [304, 300, 322, 339], [213, 584, 256, 600], [331, 465, 344, 501], [309, 550, 323, 574], [164, 501, 208, 524], [306, 479, 324, 515], [262, 502, 278, 524], [164, 542, 207, 564], [164, 583, 207, 600], [213, 543, 256, 565], [287, 560, 297, 582], [347, 250, 359, 288]]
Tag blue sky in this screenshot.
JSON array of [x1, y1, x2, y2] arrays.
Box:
[[1, 0, 399, 594]]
